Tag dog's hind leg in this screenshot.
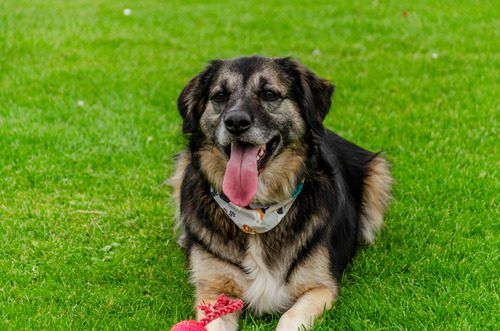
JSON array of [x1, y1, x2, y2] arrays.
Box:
[[360, 155, 392, 244], [276, 287, 336, 331]]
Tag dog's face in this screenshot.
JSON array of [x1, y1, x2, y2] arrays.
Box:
[[178, 56, 333, 206]]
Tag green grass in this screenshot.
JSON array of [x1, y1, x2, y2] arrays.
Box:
[[0, 0, 498, 330]]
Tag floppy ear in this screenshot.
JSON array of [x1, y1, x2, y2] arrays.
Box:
[[298, 64, 334, 138], [177, 60, 222, 134], [276, 58, 334, 139]]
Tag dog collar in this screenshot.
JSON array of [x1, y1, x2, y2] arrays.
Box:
[[210, 182, 303, 234]]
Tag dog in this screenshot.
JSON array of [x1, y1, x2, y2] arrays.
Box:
[[170, 56, 392, 330]]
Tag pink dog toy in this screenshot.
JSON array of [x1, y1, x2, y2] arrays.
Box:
[[170, 294, 244, 331]]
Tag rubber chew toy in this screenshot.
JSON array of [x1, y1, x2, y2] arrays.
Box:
[[170, 294, 244, 331]]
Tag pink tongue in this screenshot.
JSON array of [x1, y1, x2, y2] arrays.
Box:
[[222, 143, 260, 207]]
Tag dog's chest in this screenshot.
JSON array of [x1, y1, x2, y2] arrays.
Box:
[[241, 236, 292, 315]]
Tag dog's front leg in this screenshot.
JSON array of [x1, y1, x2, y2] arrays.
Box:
[[195, 291, 240, 331], [276, 287, 336, 331], [190, 248, 243, 331]]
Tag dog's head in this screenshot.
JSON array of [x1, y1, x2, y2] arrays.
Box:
[[178, 56, 334, 207]]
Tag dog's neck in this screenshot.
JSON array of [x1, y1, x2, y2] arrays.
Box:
[[210, 182, 304, 234]]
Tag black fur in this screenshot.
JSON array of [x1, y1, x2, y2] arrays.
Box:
[[274, 57, 334, 141], [178, 60, 223, 134]]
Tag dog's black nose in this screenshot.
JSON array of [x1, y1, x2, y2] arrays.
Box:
[[224, 110, 252, 134]]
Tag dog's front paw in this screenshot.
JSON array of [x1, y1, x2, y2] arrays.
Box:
[[205, 317, 238, 331], [276, 311, 311, 331]]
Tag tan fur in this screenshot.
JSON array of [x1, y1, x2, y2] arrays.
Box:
[[198, 144, 227, 193], [276, 287, 336, 331], [168, 151, 191, 246], [199, 103, 220, 137], [189, 229, 338, 317], [190, 246, 242, 331], [169, 151, 191, 208], [360, 155, 392, 243], [255, 145, 306, 204], [211, 70, 242, 94], [190, 248, 244, 301], [248, 64, 289, 96], [204, 316, 239, 331], [287, 247, 337, 300]]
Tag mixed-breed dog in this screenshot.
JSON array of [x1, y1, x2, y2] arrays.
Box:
[[170, 56, 392, 330]]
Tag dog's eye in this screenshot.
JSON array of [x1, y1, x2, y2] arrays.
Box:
[[260, 90, 279, 102], [212, 91, 228, 103]]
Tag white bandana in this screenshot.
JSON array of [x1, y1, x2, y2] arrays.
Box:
[[210, 183, 303, 234]]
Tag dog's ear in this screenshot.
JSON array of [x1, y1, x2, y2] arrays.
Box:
[[276, 58, 334, 139], [298, 64, 334, 138], [177, 60, 222, 134]]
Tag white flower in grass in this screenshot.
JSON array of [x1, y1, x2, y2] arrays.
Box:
[[123, 8, 132, 16], [312, 49, 321, 56], [77, 100, 85, 107], [431, 52, 439, 59], [102, 242, 121, 252]]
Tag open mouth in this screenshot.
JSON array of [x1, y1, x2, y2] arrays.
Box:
[[221, 136, 280, 207], [223, 135, 280, 171]]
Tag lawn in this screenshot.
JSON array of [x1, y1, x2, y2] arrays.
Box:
[[0, 0, 498, 330]]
